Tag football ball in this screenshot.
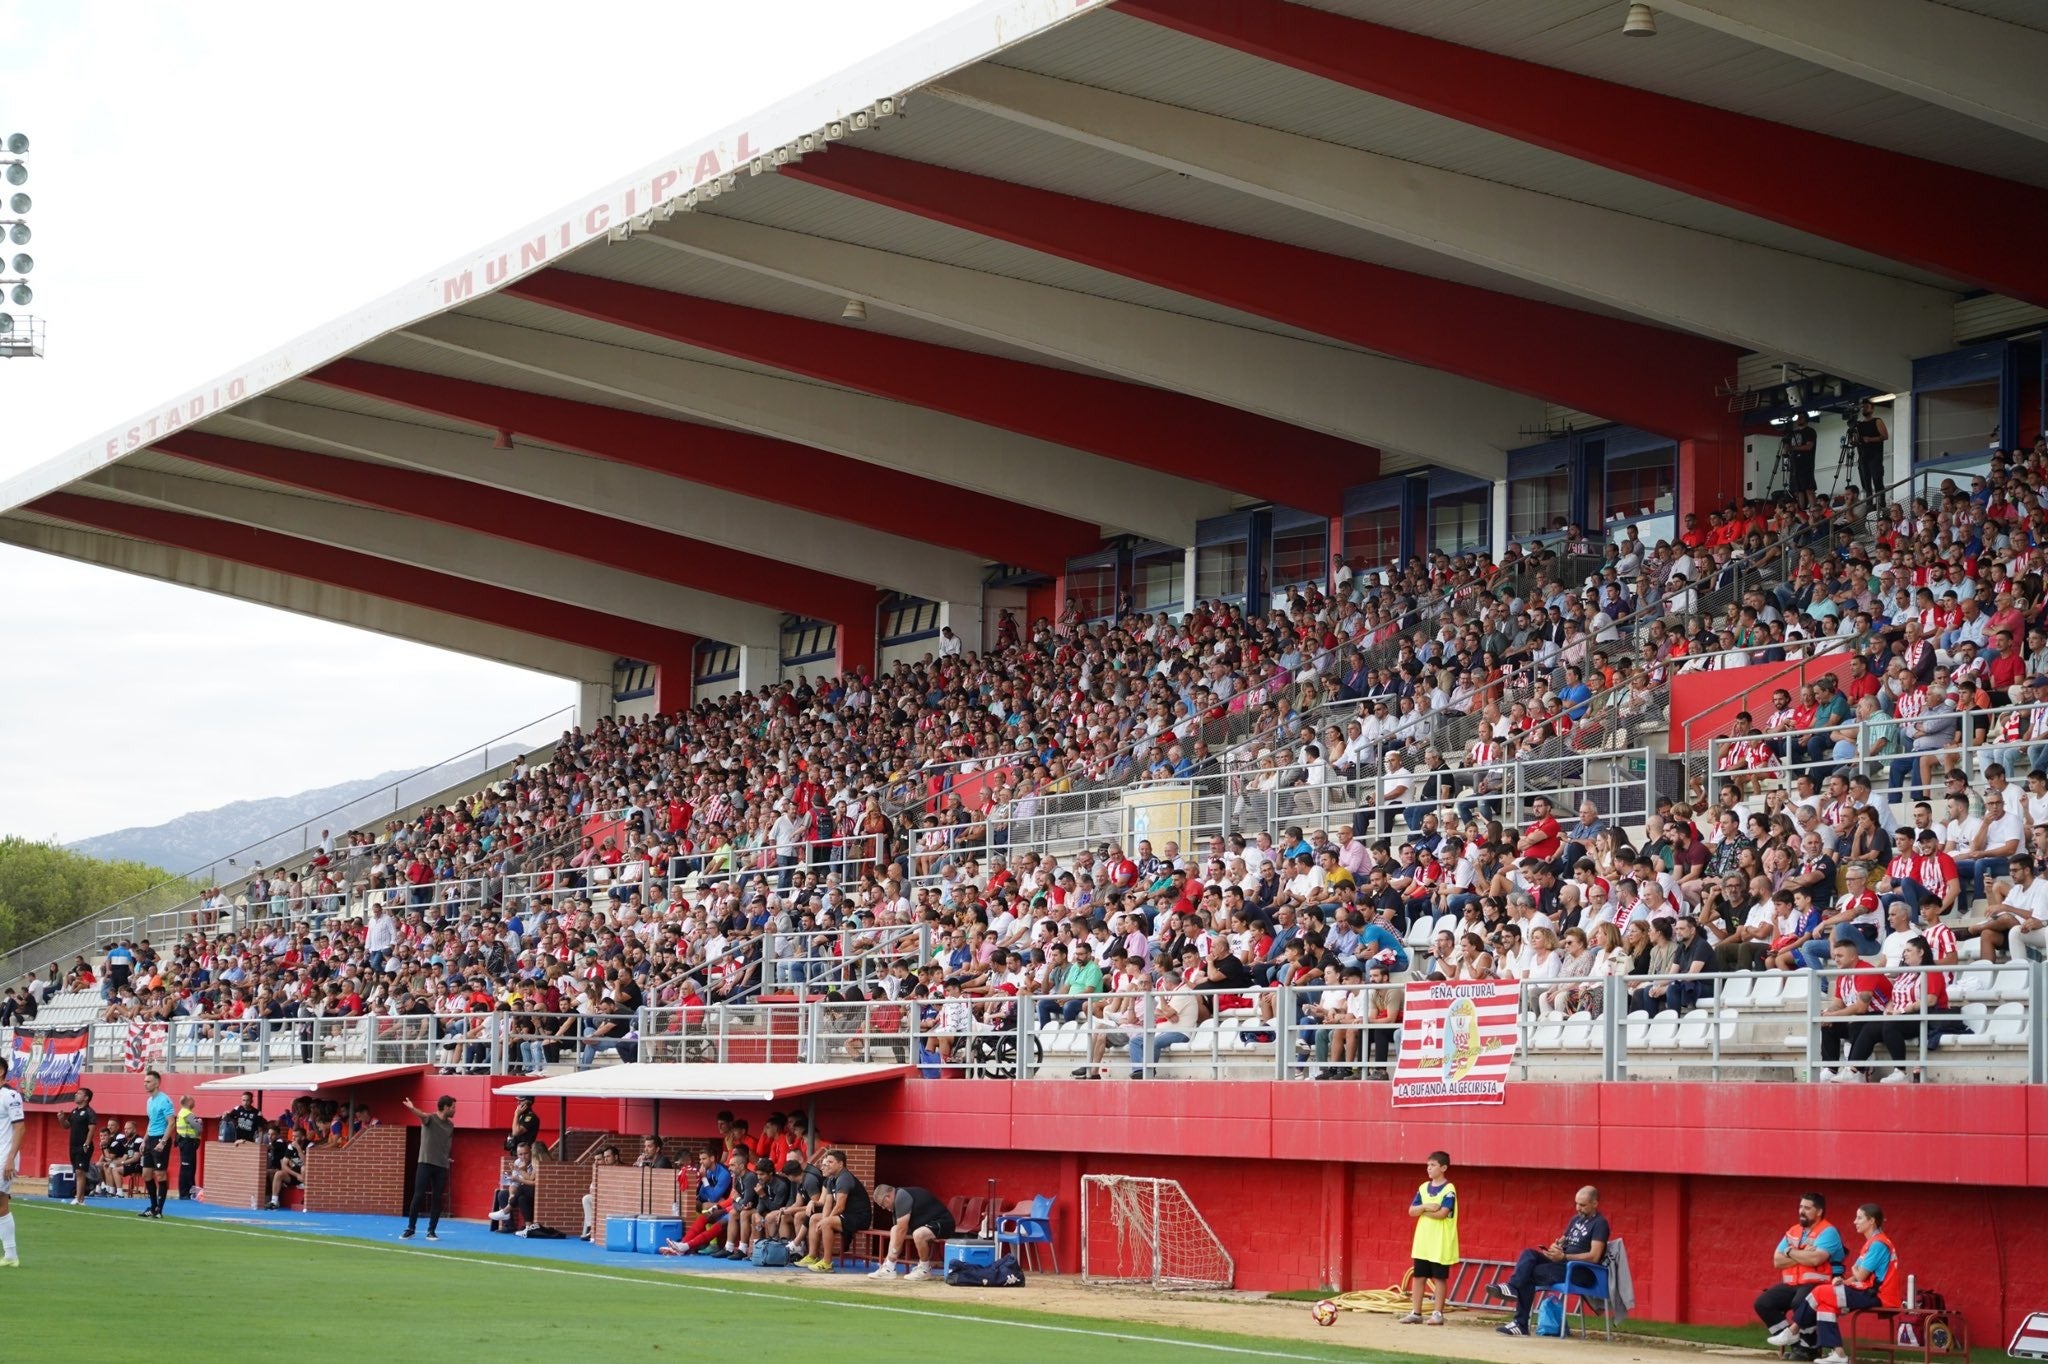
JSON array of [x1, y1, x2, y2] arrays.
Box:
[[1310, 1299, 1341, 1327]]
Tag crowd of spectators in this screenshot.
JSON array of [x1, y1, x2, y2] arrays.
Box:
[[11, 454, 2048, 1086]]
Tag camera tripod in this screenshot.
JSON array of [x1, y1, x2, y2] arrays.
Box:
[[1827, 435, 1858, 502]]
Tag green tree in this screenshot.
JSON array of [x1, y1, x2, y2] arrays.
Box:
[[0, 836, 184, 956]]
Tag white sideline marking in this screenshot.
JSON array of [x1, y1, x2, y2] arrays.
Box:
[[21, 1203, 1357, 1362]]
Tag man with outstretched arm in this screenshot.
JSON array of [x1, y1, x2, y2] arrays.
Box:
[[399, 1093, 457, 1241]]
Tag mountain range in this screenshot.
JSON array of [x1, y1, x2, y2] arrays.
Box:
[[67, 743, 534, 876]]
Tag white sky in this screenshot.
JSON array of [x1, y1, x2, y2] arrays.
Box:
[[0, 0, 978, 847]]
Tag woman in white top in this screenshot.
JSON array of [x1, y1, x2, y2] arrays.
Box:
[[1523, 925, 1563, 990], [1582, 922, 1633, 1016], [1541, 927, 1596, 1014]]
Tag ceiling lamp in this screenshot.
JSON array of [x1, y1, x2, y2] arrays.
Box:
[[1623, 4, 1657, 36], [841, 298, 867, 322]]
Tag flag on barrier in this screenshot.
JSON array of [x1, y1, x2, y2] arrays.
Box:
[[1392, 981, 1518, 1108]]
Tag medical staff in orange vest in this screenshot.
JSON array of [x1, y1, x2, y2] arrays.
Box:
[[1754, 1192, 1845, 1342], [1774, 1202, 1902, 1362]]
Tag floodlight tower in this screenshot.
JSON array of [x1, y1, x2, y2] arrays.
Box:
[[0, 132, 41, 358]]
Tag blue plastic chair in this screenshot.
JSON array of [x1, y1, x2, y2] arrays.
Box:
[[994, 1195, 1058, 1274], [1535, 1259, 1613, 1339]]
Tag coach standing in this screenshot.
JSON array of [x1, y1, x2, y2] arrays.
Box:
[[399, 1094, 457, 1241], [58, 1086, 97, 1205]]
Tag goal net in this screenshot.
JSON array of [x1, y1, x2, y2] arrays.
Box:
[[1080, 1174, 1235, 1291]]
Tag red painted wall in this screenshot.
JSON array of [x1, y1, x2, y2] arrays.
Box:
[[24, 1074, 2048, 1339], [1667, 652, 1855, 752]]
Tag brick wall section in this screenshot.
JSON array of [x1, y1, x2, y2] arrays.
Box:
[[533, 1150, 601, 1234], [304, 1125, 406, 1217], [201, 1141, 268, 1212], [553, 1129, 608, 1163], [592, 1164, 664, 1248]]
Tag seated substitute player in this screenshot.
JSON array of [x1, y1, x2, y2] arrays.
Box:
[[797, 1149, 870, 1273], [865, 1182, 957, 1281]]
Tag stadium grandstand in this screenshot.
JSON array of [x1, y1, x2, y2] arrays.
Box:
[[5, 0, 2048, 1350]]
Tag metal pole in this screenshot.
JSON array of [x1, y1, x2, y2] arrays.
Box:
[[2032, 960, 2047, 1087], [1151, 1180, 1163, 1287], [1015, 992, 1033, 1080], [1805, 970, 1824, 1080], [1600, 976, 1623, 1083]]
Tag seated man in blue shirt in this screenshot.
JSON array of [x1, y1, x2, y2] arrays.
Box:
[[1492, 1186, 1610, 1336], [1344, 907, 1410, 974]]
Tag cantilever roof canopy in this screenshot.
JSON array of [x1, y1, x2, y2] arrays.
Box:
[[494, 1062, 913, 1104], [7, 0, 2036, 690], [194, 1062, 433, 1094]]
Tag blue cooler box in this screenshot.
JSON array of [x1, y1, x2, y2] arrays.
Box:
[[604, 1218, 636, 1252], [636, 1217, 682, 1253], [47, 1166, 75, 1200], [943, 1239, 998, 1272]]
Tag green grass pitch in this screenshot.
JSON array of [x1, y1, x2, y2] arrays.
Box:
[[4, 1201, 1474, 1363]]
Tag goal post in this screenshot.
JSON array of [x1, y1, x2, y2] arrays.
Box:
[[1080, 1174, 1235, 1291]]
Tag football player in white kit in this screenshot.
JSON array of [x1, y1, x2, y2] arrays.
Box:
[[0, 1074, 24, 1266]]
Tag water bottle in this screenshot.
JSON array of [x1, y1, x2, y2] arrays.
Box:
[[1905, 1274, 1917, 1311]]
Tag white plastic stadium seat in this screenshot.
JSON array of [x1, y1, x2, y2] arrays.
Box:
[[1718, 975, 1755, 1008], [1530, 1022, 1564, 1052], [1994, 969, 2031, 1002], [1749, 974, 1788, 1008], [1560, 1015, 1594, 1050], [1625, 1010, 1651, 1050], [1952, 966, 1996, 1001], [1644, 1015, 1681, 1050], [1952, 1001, 2025, 1047]]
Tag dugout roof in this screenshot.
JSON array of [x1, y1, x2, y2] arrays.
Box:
[[194, 1062, 434, 1094], [494, 1062, 915, 1104], [5, 0, 2046, 684]]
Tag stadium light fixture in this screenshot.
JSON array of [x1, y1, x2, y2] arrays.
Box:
[[0, 131, 34, 357], [1623, 4, 1657, 35]]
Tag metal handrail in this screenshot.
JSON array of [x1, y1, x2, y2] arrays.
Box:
[[625, 960, 2041, 1083]]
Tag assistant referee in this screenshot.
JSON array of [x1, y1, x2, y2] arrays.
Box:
[[139, 1070, 173, 1219]]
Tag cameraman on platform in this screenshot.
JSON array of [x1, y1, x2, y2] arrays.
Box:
[[1786, 411, 1818, 497]]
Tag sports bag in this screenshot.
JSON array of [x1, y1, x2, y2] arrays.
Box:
[[945, 1253, 1026, 1288], [750, 1240, 792, 1267]]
